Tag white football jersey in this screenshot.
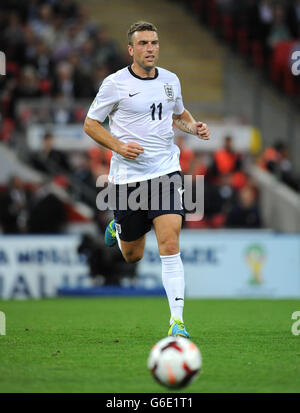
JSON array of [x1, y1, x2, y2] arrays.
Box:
[[87, 66, 185, 184]]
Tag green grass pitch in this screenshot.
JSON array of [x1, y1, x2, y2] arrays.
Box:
[[0, 297, 299, 393]]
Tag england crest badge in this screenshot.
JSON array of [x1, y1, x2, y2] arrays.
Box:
[[164, 83, 174, 101]]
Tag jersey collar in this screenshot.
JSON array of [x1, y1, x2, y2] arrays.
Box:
[[128, 65, 159, 80]]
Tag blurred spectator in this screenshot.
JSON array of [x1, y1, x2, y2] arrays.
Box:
[[272, 141, 299, 191], [257, 0, 274, 36], [69, 53, 94, 97], [210, 135, 242, 181], [51, 94, 74, 123], [189, 151, 208, 177], [13, 66, 43, 99], [30, 131, 70, 175], [49, 14, 66, 48], [78, 233, 137, 286], [188, 172, 237, 229], [88, 146, 111, 178], [216, 173, 238, 213], [3, 12, 24, 63], [52, 61, 75, 98], [226, 182, 261, 228], [27, 39, 54, 82], [93, 64, 110, 94], [53, 0, 79, 20], [216, 0, 235, 14], [275, 142, 299, 190], [70, 152, 95, 186], [257, 143, 279, 171], [94, 27, 124, 72], [258, 140, 300, 191], [22, 25, 39, 66], [267, 4, 292, 49], [287, 0, 300, 38], [176, 135, 194, 173], [69, 151, 97, 207], [243, 0, 274, 45], [29, 3, 54, 41], [78, 38, 95, 74], [0, 176, 31, 233], [27, 181, 67, 234]]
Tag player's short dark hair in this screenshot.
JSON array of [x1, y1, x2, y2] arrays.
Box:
[[127, 21, 158, 45]]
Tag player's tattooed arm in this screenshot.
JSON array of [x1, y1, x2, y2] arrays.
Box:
[[173, 118, 196, 135], [173, 110, 210, 140], [84, 117, 144, 159]]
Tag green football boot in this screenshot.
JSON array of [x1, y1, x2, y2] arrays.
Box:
[[168, 317, 190, 339], [104, 219, 117, 247]]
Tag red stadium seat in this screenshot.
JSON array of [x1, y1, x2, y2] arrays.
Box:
[[221, 15, 234, 42], [270, 41, 294, 85], [39, 79, 52, 95], [237, 27, 249, 55], [251, 41, 264, 68], [208, 0, 218, 27], [192, 0, 204, 16], [0, 118, 15, 142]]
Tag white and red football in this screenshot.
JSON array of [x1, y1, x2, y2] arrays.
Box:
[[147, 336, 202, 389]]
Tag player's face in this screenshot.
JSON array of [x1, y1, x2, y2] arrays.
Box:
[[128, 31, 159, 73]]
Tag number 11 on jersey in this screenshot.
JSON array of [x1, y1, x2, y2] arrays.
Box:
[[150, 103, 162, 120]]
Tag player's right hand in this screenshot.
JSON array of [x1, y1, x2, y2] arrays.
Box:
[[119, 142, 144, 159]]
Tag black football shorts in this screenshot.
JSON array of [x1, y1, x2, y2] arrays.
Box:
[[112, 171, 185, 242]]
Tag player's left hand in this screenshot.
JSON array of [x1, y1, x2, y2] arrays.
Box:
[[195, 122, 210, 140]]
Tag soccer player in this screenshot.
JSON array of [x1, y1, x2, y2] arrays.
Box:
[[84, 21, 210, 338]]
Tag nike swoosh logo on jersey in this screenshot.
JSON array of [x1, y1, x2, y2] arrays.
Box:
[[129, 92, 141, 97], [175, 297, 184, 301]]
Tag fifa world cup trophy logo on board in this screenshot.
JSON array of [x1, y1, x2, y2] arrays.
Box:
[[245, 244, 265, 285]]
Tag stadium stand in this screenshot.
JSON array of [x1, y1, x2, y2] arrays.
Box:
[[0, 0, 121, 230], [171, 0, 300, 201], [0, 0, 263, 235], [0, 0, 128, 285], [181, 0, 300, 99], [0, 0, 299, 240]]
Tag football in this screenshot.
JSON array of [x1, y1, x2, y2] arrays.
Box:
[[147, 336, 202, 389]]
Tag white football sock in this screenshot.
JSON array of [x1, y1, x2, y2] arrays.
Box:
[[160, 252, 185, 325]]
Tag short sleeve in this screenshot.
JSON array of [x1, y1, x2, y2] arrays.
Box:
[[87, 77, 119, 122], [173, 76, 185, 115]]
